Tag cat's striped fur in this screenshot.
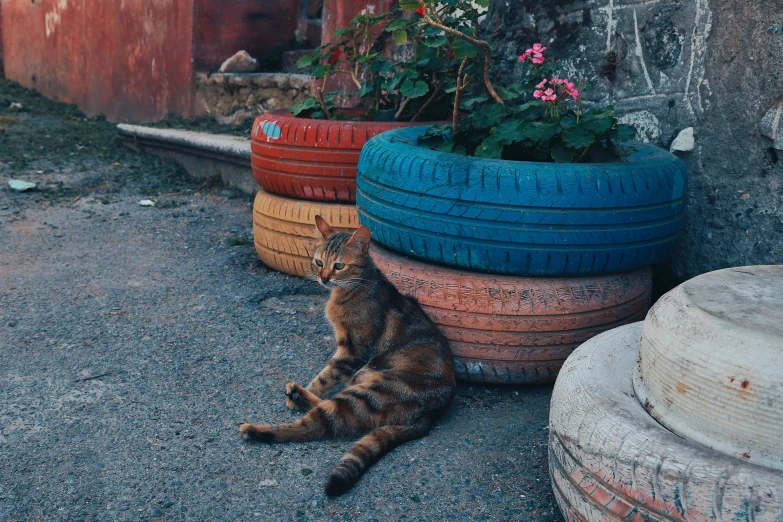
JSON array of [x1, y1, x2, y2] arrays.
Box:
[[240, 216, 456, 496]]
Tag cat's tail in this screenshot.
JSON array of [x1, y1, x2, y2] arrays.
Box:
[[324, 417, 431, 496]]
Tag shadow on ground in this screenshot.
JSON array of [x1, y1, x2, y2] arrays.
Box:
[[0, 76, 561, 521]]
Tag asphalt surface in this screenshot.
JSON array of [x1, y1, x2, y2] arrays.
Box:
[[0, 78, 561, 522]]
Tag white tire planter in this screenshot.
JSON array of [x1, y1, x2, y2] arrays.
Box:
[[634, 266, 783, 471], [550, 323, 783, 522]]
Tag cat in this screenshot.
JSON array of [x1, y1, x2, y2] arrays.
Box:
[[240, 216, 456, 496]]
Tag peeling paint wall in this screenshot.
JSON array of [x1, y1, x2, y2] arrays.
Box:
[[488, 0, 783, 279], [1, 0, 195, 122], [0, 2, 4, 70]]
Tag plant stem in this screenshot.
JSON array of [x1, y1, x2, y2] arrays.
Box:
[[411, 82, 443, 122], [418, 2, 503, 105], [453, 58, 469, 132], [395, 97, 412, 120], [316, 77, 332, 119]]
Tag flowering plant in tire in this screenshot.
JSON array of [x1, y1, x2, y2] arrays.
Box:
[[289, 7, 457, 122], [404, 0, 637, 163]]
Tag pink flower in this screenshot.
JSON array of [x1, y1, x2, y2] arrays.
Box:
[[520, 43, 546, 65], [549, 77, 564, 85], [535, 79, 547, 89], [567, 88, 579, 100], [533, 89, 543, 99]]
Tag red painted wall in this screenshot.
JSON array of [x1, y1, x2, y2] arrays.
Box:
[[193, 0, 301, 72], [0, 3, 4, 70], [1, 0, 195, 122], [321, 0, 390, 104]]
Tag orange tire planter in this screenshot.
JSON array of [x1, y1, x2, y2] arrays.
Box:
[[251, 110, 422, 203], [253, 189, 359, 277], [371, 244, 652, 384]]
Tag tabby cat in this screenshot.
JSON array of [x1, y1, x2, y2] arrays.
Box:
[[240, 216, 456, 496]]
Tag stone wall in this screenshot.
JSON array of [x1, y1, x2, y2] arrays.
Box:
[[487, 0, 783, 280], [194, 73, 312, 124]]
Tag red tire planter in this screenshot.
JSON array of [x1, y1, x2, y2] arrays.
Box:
[[251, 110, 422, 203], [370, 244, 652, 384]]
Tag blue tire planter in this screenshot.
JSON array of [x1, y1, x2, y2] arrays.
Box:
[[356, 126, 687, 277]]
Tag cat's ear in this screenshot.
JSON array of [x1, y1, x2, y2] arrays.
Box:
[[315, 215, 335, 240], [346, 226, 371, 253]]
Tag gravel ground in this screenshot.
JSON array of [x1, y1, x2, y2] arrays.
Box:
[[0, 77, 561, 522]]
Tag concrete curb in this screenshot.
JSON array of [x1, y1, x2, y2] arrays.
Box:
[[117, 124, 256, 195]]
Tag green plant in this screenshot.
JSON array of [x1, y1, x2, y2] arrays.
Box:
[[290, 5, 458, 122], [405, 0, 637, 163]]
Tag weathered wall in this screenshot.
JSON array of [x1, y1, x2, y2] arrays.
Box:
[[194, 72, 311, 124], [487, 0, 783, 280], [192, 0, 301, 72], [0, 2, 4, 70], [321, 0, 391, 104], [1, 0, 195, 122]]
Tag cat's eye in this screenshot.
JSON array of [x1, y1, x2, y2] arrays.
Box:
[[315, 259, 323, 267], [334, 262, 346, 270]]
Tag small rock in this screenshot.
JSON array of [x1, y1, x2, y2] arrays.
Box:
[[259, 479, 278, 487], [9, 102, 23, 109], [219, 51, 259, 73], [8, 179, 37, 192], [670, 127, 694, 152], [138, 199, 156, 207], [759, 104, 783, 150]]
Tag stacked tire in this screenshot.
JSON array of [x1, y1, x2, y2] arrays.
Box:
[[250, 111, 419, 277], [549, 266, 783, 522], [357, 126, 687, 383]]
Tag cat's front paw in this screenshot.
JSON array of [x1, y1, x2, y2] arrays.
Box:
[[285, 382, 301, 410], [240, 423, 274, 442]]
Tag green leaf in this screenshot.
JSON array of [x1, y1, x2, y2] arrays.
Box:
[[475, 137, 503, 159], [559, 116, 577, 129], [393, 30, 408, 45], [435, 141, 455, 153], [295, 54, 314, 68], [385, 19, 409, 31], [400, 80, 429, 99], [492, 118, 527, 145], [423, 124, 452, 137], [562, 125, 596, 149], [399, 0, 420, 11], [289, 97, 318, 116], [522, 121, 561, 142], [310, 64, 325, 78], [453, 38, 481, 59], [612, 124, 637, 141], [474, 0, 489, 6], [510, 100, 544, 118], [423, 36, 448, 48], [459, 95, 488, 111], [358, 82, 374, 98], [551, 142, 576, 163], [494, 86, 520, 101], [581, 115, 614, 134], [471, 104, 506, 128]]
